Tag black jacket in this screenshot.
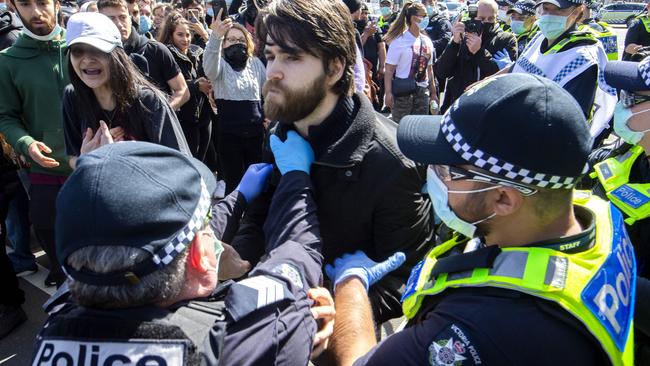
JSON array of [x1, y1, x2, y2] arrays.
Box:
[[124, 27, 181, 94], [232, 93, 435, 323], [0, 11, 20, 52], [425, 13, 452, 58], [167, 44, 212, 128], [435, 23, 517, 112], [624, 15, 650, 61]]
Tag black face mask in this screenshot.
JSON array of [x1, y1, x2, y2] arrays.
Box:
[[223, 43, 248, 71], [354, 19, 368, 33], [482, 22, 495, 34]]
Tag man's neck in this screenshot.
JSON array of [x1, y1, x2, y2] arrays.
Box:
[[294, 92, 340, 137], [484, 207, 583, 248]]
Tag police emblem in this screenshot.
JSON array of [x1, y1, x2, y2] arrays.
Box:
[[273, 263, 303, 289], [429, 337, 467, 366]]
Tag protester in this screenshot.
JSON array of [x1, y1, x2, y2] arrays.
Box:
[[98, 0, 190, 111], [507, 0, 538, 57], [342, 0, 367, 95], [62, 12, 190, 167], [203, 9, 265, 194], [138, 2, 153, 35], [151, 2, 170, 37], [180, 0, 210, 48], [0, 8, 19, 52], [329, 73, 633, 366], [158, 11, 213, 160], [436, 0, 517, 112], [510, 0, 616, 144], [383, 1, 437, 123], [234, 0, 434, 324], [624, 0, 650, 61], [0, 0, 71, 287], [357, 4, 386, 110], [31, 140, 335, 365], [79, 0, 97, 12]]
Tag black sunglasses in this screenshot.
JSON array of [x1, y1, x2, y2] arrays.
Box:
[[621, 90, 650, 108], [431, 165, 539, 196]]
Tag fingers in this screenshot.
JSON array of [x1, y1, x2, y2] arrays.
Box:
[[382, 252, 407, 272], [216, 7, 223, 19], [269, 134, 281, 152], [37, 141, 52, 154]]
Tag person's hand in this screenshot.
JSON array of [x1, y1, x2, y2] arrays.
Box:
[[218, 243, 251, 280], [109, 126, 126, 142], [27, 141, 59, 168], [377, 66, 385, 81], [189, 21, 209, 41], [269, 130, 315, 175], [465, 32, 481, 54], [197, 77, 211, 95], [451, 19, 465, 44], [236, 163, 273, 203], [307, 287, 335, 359], [625, 43, 643, 55], [491, 48, 512, 70], [325, 250, 406, 292], [363, 22, 378, 38], [80, 120, 114, 155], [384, 92, 394, 110], [210, 8, 232, 38]]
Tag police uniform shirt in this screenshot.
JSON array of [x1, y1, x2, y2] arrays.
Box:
[[353, 207, 611, 366]]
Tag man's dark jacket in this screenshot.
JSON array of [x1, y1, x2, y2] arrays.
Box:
[[435, 23, 517, 112], [232, 93, 434, 323], [426, 13, 452, 58]]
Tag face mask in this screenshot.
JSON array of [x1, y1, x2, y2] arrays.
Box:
[[497, 9, 508, 22], [0, 3, 7, 12], [206, 6, 214, 17], [380, 6, 391, 16], [22, 22, 61, 41], [613, 101, 650, 144], [536, 14, 568, 40], [138, 15, 152, 34], [482, 22, 495, 34], [510, 20, 525, 34], [419, 16, 429, 29], [223, 43, 248, 71], [426, 5, 435, 16], [425, 168, 497, 238]]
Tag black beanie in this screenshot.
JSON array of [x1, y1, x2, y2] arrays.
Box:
[[343, 0, 362, 13]]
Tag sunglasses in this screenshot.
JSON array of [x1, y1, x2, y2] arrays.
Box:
[[431, 164, 538, 196], [621, 90, 650, 108]]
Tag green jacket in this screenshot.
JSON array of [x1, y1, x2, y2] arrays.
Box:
[[0, 30, 71, 176]]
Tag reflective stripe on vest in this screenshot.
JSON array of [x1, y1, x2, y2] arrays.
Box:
[[544, 32, 598, 55], [591, 145, 650, 224], [580, 23, 618, 60], [636, 15, 650, 33], [402, 192, 635, 366]]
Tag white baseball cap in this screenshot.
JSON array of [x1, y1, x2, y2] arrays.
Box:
[[66, 12, 122, 53]]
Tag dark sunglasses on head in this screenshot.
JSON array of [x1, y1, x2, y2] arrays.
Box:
[[431, 164, 539, 196], [620, 89, 650, 108]]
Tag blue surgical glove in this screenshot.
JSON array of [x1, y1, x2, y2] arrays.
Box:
[[236, 163, 273, 203], [492, 48, 512, 70], [325, 250, 406, 292], [269, 130, 315, 175]]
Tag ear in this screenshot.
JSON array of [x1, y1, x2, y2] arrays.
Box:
[[325, 58, 345, 88], [187, 231, 211, 273], [491, 186, 524, 217]]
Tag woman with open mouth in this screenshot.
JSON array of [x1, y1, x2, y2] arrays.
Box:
[[62, 11, 190, 168]]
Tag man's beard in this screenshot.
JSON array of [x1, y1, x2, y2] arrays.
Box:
[[16, 12, 56, 36], [262, 72, 327, 124]]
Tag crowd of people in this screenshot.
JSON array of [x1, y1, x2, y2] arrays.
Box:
[[2, 0, 650, 364]]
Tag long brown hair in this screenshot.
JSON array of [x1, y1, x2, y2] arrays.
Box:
[[383, 1, 426, 45], [156, 11, 188, 45], [68, 46, 167, 139]]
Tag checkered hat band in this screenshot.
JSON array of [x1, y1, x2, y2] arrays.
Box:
[[515, 4, 535, 14], [152, 179, 211, 266], [639, 57, 650, 88], [440, 114, 578, 189]]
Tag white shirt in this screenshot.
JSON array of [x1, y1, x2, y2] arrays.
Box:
[[386, 30, 434, 87]]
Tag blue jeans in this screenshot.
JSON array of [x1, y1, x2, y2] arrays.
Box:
[[6, 186, 34, 271]]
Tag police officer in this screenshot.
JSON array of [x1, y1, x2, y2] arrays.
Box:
[[624, 0, 650, 61], [378, 0, 397, 34], [510, 0, 617, 145], [506, 0, 538, 57], [31, 137, 335, 365], [580, 0, 618, 61], [587, 57, 650, 363], [325, 74, 635, 365], [496, 0, 515, 31]]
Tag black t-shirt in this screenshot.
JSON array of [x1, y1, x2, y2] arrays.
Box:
[[124, 29, 181, 94], [363, 32, 384, 73], [62, 84, 190, 156]]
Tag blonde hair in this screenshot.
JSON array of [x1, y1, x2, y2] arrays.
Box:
[[383, 1, 426, 45], [225, 23, 255, 58]]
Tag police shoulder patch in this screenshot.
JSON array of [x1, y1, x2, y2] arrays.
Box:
[[272, 263, 303, 289], [428, 323, 481, 366]]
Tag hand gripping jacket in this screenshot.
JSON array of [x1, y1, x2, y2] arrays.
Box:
[[580, 22, 619, 60], [401, 193, 636, 366], [591, 145, 650, 225]]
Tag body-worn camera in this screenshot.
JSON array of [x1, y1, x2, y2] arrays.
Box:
[[463, 4, 482, 35]]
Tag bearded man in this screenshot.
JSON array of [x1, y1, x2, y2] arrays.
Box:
[[231, 0, 435, 325]]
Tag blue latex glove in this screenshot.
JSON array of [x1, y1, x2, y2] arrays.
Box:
[[325, 250, 407, 292], [270, 130, 315, 175], [236, 163, 273, 203], [492, 48, 512, 70]]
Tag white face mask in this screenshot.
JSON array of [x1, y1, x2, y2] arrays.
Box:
[[497, 9, 508, 22], [613, 101, 650, 145], [426, 167, 497, 238], [20, 10, 61, 41]]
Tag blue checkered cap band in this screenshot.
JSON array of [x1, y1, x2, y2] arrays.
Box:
[[440, 114, 586, 189], [515, 3, 535, 14], [152, 178, 211, 266], [639, 57, 650, 88]]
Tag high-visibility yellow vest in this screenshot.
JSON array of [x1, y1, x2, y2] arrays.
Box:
[[402, 192, 635, 366], [636, 14, 650, 33], [544, 31, 598, 55], [581, 21, 618, 60], [591, 145, 650, 224]]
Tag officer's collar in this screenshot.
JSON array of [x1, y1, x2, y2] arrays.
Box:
[[521, 205, 596, 254]]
